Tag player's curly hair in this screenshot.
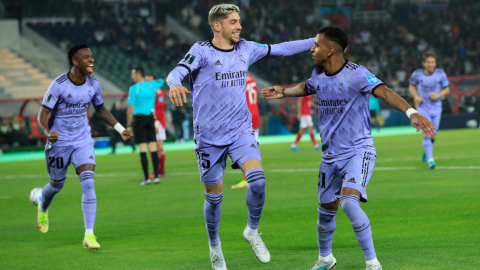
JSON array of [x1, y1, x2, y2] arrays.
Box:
[[318, 27, 349, 53], [208, 4, 240, 31], [68, 44, 89, 66]]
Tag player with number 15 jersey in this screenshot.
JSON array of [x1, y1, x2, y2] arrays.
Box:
[[167, 4, 314, 269]]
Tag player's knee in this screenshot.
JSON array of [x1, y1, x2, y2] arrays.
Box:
[[340, 195, 360, 215], [320, 200, 339, 211], [49, 179, 65, 192], [205, 192, 223, 205], [248, 179, 265, 200], [79, 170, 95, 190]]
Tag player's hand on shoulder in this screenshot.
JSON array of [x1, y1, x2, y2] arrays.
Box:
[[169, 84, 191, 106], [121, 129, 134, 141], [261, 85, 284, 99], [410, 113, 436, 136], [47, 131, 59, 143]]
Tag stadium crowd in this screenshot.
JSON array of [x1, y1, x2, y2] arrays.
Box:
[[170, 0, 480, 86]]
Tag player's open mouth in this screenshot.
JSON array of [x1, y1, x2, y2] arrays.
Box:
[[87, 64, 94, 73], [233, 33, 240, 37]]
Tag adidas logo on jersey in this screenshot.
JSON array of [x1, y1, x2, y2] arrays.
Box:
[[89, 155, 94, 160], [250, 143, 257, 149], [316, 85, 321, 90], [214, 60, 222, 65], [67, 94, 72, 98], [347, 177, 356, 183]]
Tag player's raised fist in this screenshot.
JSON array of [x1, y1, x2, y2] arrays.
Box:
[[169, 84, 191, 106], [410, 113, 436, 136], [47, 131, 59, 143], [121, 130, 134, 141], [261, 85, 284, 100]]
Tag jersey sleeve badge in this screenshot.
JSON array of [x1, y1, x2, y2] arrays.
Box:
[[365, 74, 380, 85], [183, 54, 196, 65], [44, 93, 52, 103]]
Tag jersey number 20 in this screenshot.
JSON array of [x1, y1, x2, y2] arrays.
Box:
[[48, 157, 64, 169]]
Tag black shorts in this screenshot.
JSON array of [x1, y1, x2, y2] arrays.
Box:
[[133, 114, 156, 144]]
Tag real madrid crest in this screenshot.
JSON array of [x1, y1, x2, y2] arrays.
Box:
[[239, 54, 246, 65]]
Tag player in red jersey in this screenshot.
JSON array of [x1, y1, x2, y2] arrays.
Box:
[[290, 95, 321, 151], [232, 74, 259, 189], [147, 75, 167, 178]]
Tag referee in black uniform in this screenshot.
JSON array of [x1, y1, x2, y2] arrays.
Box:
[[127, 67, 160, 185]]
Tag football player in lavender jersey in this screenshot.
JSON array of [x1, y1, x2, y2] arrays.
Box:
[[409, 51, 450, 168], [262, 27, 435, 270], [166, 4, 314, 269], [37, 44, 133, 249]]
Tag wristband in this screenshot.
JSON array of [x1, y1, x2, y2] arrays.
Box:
[[114, 123, 126, 134], [406, 108, 418, 119]]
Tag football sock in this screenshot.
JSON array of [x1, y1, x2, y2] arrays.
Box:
[[244, 224, 258, 238], [158, 149, 165, 174], [80, 171, 96, 231], [150, 151, 159, 178], [423, 136, 433, 160], [245, 169, 266, 230], [317, 206, 337, 256], [320, 253, 333, 262], [340, 195, 376, 261], [85, 228, 94, 236], [40, 179, 65, 212], [204, 192, 223, 246], [309, 131, 318, 146], [140, 152, 149, 180], [294, 131, 303, 145]]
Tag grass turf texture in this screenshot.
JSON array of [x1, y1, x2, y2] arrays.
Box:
[[1, 129, 479, 269]]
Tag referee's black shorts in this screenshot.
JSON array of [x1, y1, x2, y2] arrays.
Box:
[[133, 114, 156, 144]]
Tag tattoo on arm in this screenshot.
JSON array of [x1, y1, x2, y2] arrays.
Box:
[[94, 104, 118, 127]]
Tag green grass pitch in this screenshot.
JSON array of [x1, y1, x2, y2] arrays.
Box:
[[1, 129, 479, 269]]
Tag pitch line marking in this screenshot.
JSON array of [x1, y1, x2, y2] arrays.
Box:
[[2, 166, 480, 180]]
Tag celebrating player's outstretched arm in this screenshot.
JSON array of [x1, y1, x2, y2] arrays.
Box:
[[262, 77, 436, 137], [168, 84, 191, 106], [373, 85, 435, 135], [94, 103, 134, 141]]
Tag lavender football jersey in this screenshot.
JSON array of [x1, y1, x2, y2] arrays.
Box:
[[306, 60, 384, 162], [167, 38, 314, 145], [410, 68, 449, 113], [42, 73, 104, 146]]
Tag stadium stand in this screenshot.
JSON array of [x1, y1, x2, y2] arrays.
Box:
[[0, 48, 52, 99]]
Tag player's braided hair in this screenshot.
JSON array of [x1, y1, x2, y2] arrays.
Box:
[[208, 4, 240, 31], [318, 27, 349, 53], [68, 44, 89, 66]]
